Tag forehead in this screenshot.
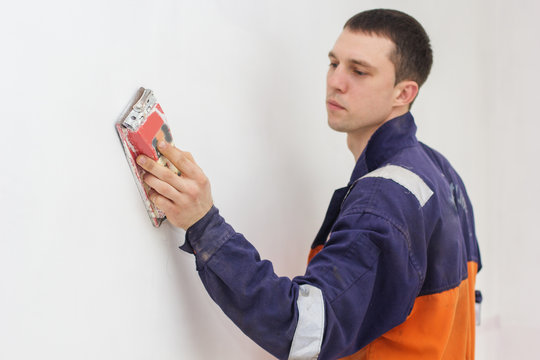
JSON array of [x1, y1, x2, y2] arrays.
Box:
[[330, 29, 395, 70]]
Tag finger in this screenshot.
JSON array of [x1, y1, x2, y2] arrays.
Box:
[[156, 141, 200, 179], [184, 151, 195, 162], [143, 173, 183, 203], [148, 189, 176, 213], [137, 155, 184, 192]]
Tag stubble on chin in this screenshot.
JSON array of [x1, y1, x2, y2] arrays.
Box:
[[326, 107, 350, 132]]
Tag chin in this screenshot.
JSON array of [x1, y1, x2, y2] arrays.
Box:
[[327, 120, 348, 133]]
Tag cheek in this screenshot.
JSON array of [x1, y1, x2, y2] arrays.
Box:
[[380, 76, 397, 96], [349, 82, 393, 116], [369, 80, 396, 106], [351, 83, 383, 106]]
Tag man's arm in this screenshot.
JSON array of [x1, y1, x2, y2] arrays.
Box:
[[136, 142, 422, 359]]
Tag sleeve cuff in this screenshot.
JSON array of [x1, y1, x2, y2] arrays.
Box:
[[179, 206, 235, 268]]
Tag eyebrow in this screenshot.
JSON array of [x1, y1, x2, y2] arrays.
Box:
[[328, 51, 375, 69]]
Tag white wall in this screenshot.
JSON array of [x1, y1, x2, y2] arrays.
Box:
[[1, 0, 537, 359], [474, 1, 540, 359]]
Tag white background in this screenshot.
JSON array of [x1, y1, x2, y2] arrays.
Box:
[[1, 0, 538, 359]]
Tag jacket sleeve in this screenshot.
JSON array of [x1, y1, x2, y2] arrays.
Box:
[[181, 205, 423, 359]]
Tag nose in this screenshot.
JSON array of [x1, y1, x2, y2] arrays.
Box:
[[327, 66, 347, 93]]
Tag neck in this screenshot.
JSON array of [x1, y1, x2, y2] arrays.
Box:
[[347, 107, 409, 162], [347, 130, 373, 162]]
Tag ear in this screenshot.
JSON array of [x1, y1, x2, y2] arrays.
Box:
[[393, 80, 419, 107]]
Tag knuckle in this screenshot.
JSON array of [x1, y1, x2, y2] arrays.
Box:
[[141, 158, 154, 170], [149, 183, 162, 196], [172, 155, 185, 169], [183, 183, 198, 200], [154, 196, 170, 212], [200, 176, 210, 187], [172, 153, 182, 168], [172, 149, 184, 161], [196, 175, 209, 188], [143, 174, 156, 187], [162, 169, 175, 184], [157, 182, 170, 195]]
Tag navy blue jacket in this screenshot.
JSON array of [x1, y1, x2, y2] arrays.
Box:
[[180, 112, 481, 359]]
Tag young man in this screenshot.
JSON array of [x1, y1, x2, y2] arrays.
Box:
[[136, 9, 482, 360]]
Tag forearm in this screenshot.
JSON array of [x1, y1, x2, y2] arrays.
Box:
[[183, 206, 299, 359]]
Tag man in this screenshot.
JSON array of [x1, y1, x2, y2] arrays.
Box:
[[136, 9, 482, 360]]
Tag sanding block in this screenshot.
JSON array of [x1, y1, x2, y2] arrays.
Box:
[[116, 87, 179, 227]]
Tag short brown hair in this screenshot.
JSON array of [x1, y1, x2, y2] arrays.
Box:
[[344, 9, 433, 88]]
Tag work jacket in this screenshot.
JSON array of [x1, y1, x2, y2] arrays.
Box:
[[181, 112, 482, 359]]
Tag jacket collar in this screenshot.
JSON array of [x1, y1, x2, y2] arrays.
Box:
[[348, 111, 418, 185]]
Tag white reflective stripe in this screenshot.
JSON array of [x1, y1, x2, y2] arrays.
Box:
[[361, 165, 433, 207], [288, 284, 325, 360]]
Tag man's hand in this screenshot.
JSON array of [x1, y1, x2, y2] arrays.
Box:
[[136, 141, 213, 230]]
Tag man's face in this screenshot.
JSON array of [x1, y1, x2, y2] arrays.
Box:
[[326, 29, 399, 135]]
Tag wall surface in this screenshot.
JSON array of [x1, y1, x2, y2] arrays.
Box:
[[474, 1, 540, 359], [1, 0, 538, 359]]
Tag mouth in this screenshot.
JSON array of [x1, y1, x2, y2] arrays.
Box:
[[326, 99, 345, 111]]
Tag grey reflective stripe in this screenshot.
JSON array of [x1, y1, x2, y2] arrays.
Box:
[[288, 284, 325, 360], [361, 165, 433, 206]]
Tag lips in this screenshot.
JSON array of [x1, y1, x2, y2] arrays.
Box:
[[326, 99, 345, 111]]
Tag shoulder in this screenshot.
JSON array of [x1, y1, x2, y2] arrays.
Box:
[[342, 143, 444, 241], [343, 163, 434, 218]]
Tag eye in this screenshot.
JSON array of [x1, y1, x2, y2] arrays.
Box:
[[328, 62, 338, 69], [354, 70, 366, 76]]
